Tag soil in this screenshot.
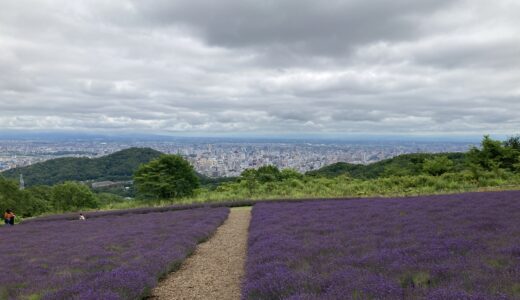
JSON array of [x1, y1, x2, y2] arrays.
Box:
[[149, 207, 252, 300]]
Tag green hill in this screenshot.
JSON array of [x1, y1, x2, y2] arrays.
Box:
[[2, 148, 163, 186], [306, 152, 467, 179]]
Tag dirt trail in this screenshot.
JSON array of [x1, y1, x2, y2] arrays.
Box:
[[150, 207, 251, 300]]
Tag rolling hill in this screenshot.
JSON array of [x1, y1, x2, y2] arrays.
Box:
[[306, 152, 467, 179], [2, 147, 163, 186], [2, 147, 236, 188]]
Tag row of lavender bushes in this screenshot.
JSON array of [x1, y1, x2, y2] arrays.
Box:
[[243, 191, 520, 299], [22, 196, 376, 224], [0, 207, 229, 300], [23, 191, 507, 224], [21, 201, 253, 224]]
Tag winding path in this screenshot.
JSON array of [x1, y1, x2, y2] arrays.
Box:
[[150, 207, 251, 300]]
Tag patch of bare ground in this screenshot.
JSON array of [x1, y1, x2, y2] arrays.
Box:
[[149, 207, 251, 300]]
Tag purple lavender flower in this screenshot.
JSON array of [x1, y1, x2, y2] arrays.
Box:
[[242, 191, 520, 299], [1, 207, 228, 299]]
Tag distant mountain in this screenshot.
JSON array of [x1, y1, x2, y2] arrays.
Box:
[[306, 152, 467, 179], [1, 148, 163, 186]]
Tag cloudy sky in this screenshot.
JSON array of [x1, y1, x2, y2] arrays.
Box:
[[1, 0, 519, 137]]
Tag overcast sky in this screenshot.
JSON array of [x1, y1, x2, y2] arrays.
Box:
[[1, 0, 519, 138]]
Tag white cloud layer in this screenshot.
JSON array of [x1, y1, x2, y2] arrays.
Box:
[[1, 0, 519, 136]]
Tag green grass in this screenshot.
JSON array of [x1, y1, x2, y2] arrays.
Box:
[[92, 170, 520, 211], [14, 170, 520, 219]]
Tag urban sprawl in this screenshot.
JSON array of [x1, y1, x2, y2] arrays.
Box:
[[0, 139, 476, 177]]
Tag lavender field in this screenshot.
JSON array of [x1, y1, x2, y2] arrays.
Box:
[[243, 191, 520, 299], [0, 207, 229, 300]]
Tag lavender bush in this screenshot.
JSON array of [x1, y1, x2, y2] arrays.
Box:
[[0, 207, 229, 299], [243, 191, 520, 299], [22, 200, 256, 224]]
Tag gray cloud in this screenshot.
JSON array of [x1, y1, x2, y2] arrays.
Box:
[[0, 0, 519, 136], [131, 0, 454, 50]]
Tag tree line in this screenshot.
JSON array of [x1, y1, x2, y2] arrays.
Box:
[[0, 179, 99, 218]]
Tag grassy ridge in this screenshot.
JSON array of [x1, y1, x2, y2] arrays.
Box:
[[191, 171, 520, 202], [306, 152, 467, 179]]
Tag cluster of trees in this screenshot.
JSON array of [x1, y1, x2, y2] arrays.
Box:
[[0, 179, 99, 218], [0, 153, 206, 218], [467, 135, 520, 174], [237, 165, 303, 195]]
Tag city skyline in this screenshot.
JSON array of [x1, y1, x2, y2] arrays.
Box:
[[1, 1, 519, 137], [0, 137, 476, 177]]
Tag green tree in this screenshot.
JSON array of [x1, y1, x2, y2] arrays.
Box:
[[504, 136, 520, 151], [1, 178, 56, 217], [255, 165, 282, 183], [26, 185, 53, 204], [502, 136, 520, 171], [467, 135, 520, 172], [382, 164, 412, 177], [240, 169, 258, 196], [239, 166, 290, 195], [280, 168, 303, 180], [423, 156, 454, 176], [51, 181, 98, 211], [0, 176, 20, 215], [21, 186, 52, 217], [133, 155, 200, 200]]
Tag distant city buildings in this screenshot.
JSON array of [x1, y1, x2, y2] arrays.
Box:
[[0, 139, 476, 177]]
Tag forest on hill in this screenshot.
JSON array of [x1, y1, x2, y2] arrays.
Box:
[[2, 147, 163, 186]]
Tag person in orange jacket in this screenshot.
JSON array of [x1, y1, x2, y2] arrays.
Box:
[[3, 209, 15, 226]]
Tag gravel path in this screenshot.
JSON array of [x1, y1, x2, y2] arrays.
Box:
[[149, 207, 251, 300]]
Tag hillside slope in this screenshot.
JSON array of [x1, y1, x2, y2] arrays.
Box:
[[306, 152, 467, 179], [2, 147, 163, 186]]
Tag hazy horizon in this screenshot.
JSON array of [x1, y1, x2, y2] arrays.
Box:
[[1, 1, 519, 137], [0, 130, 491, 143]]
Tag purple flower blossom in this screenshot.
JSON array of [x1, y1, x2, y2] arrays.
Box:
[[0, 207, 228, 299], [243, 191, 520, 299]]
